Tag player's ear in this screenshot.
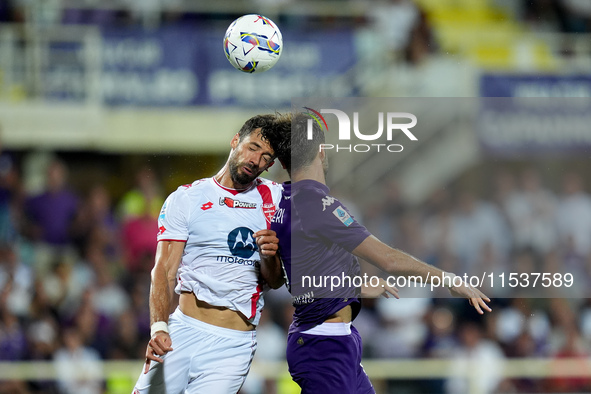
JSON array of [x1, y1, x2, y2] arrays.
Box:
[[231, 133, 240, 149]]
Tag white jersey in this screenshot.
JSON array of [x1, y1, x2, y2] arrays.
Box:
[[157, 177, 282, 325]]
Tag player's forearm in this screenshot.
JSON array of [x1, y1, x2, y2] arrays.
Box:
[[149, 265, 176, 324], [148, 241, 184, 325], [260, 255, 285, 289], [382, 248, 445, 283], [353, 235, 446, 283]]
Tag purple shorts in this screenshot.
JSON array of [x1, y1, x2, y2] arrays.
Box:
[[286, 325, 375, 394]]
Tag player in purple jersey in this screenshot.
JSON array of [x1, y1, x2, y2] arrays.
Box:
[[257, 113, 491, 394]]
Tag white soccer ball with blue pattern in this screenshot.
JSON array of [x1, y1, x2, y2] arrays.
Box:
[[224, 14, 283, 73]]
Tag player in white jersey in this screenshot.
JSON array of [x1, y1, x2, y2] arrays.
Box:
[[133, 114, 285, 394]]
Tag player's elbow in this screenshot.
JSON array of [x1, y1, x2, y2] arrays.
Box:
[[370, 259, 398, 276], [266, 276, 285, 290], [261, 267, 285, 289], [151, 261, 175, 284]]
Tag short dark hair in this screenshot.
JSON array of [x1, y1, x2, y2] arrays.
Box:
[[273, 112, 324, 176], [237, 114, 286, 160]]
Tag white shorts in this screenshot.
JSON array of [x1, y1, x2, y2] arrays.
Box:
[[133, 307, 257, 394]]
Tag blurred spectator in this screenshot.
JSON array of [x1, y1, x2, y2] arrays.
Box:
[[368, 0, 419, 56], [404, 7, 436, 65], [53, 327, 103, 394], [421, 306, 457, 358], [494, 298, 551, 351], [90, 264, 130, 319], [450, 192, 512, 274], [27, 314, 59, 360], [422, 188, 456, 261], [26, 314, 60, 393], [507, 332, 542, 392], [42, 253, 94, 317], [0, 306, 27, 360], [68, 289, 112, 357], [0, 244, 33, 317], [127, 280, 151, 341], [363, 180, 405, 247], [504, 168, 558, 254], [108, 310, 143, 360], [70, 184, 119, 260], [0, 306, 30, 394], [117, 165, 164, 221], [546, 324, 591, 392], [118, 167, 160, 272], [556, 172, 591, 257], [369, 295, 431, 358], [395, 210, 427, 260], [23, 159, 79, 246], [121, 202, 158, 274], [445, 322, 506, 394], [352, 299, 382, 357], [0, 146, 22, 245]]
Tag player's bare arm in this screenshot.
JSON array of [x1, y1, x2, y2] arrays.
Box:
[[352, 235, 492, 315], [144, 240, 185, 374], [255, 229, 285, 289], [360, 278, 400, 299]]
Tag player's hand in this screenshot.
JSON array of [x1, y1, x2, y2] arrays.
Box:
[[254, 229, 279, 257], [448, 281, 492, 315], [360, 278, 400, 299], [144, 332, 173, 374]]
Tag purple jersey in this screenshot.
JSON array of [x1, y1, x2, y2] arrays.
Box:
[[271, 180, 371, 333]]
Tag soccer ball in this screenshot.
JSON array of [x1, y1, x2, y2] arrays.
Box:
[[223, 14, 283, 73]]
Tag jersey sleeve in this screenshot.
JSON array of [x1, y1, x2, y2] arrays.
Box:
[[157, 189, 191, 242], [297, 190, 370, 252]]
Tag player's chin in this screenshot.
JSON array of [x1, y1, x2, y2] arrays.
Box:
[[235, 172, 257, 185]]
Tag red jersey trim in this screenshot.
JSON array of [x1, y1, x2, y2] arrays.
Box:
[[212, 177, 254, 196], [249, 283, 263, 320], [256, 183, 275, 230], [157, 239, 188, 243]]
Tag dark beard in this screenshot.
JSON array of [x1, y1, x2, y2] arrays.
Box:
[[229, 160, 258, 186]]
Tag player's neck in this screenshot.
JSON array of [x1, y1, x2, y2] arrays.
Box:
[[214, 166, 252, 190], [292, 164, 326, 185]]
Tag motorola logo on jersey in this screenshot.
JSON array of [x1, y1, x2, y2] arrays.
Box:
[[227, 227, 258, 258], [220, 197, 257, 209]]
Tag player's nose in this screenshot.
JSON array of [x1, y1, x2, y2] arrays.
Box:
[[249, 152, 264, 167]]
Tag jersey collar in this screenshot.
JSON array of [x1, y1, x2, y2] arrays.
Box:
[[212, 176, 255, 196]]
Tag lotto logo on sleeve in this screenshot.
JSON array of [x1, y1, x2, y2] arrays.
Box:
[[333, 206, 353, 226]]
